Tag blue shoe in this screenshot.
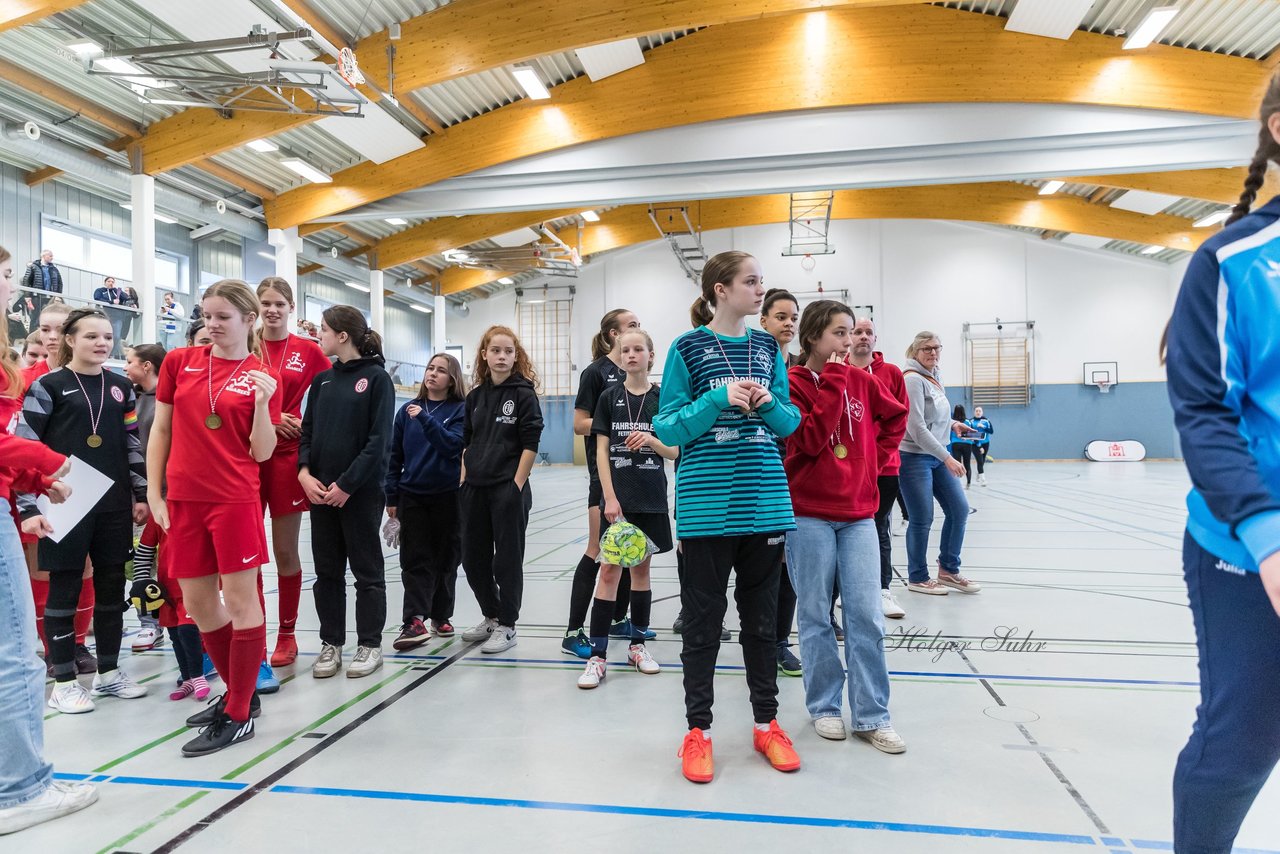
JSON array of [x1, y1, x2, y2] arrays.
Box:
[[256, 660, 280, 694], [202, 653, 218, 681], [560, 630, 592, 660], [610, 619, 657, 641]]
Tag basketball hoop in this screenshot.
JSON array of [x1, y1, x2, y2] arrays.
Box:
[[800, 253, 816, 272], [337, 47, 365, 86], [1096, 381, 1111, 394]]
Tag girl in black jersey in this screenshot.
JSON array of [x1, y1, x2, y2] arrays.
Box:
[[18, 308, 149, 714], [563, 309, 642, 658], [577, 329, 677, 689]]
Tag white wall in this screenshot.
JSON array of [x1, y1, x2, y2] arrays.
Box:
[[440, 218, 1179, 388]]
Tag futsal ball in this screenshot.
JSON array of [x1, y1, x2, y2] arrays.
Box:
[[599, 521, 651, 568]]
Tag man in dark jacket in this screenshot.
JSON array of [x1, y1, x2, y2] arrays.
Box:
[[19, 250, 62, 334]]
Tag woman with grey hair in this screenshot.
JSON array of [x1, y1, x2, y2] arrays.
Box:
[[898, 332, 981, 596]]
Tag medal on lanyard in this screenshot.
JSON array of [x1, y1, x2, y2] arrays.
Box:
[[207, 352, 253, 430]]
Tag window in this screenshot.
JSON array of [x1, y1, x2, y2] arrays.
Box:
[[39, 224, 87, 269], [88, 237, 133, 281], [155, 254, 181, 290]]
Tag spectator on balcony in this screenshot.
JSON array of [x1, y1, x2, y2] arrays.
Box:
[[158, 292, 184, 351], [19, 250, 61, 334], [92, 277, 130, 359]]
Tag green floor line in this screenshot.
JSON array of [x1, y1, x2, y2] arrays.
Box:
[[95, 790, 209, 854], [45, 662, 182, 720], [94, 726, 191, 773]]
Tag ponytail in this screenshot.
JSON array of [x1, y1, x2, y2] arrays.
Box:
[[359, 328, 384, 359], [591, 308, 634, 361], [689, 295, 713, 328], [322, 304, 384, 363], [1226, 128, 1275, 226], [693, 250, 755, 328]]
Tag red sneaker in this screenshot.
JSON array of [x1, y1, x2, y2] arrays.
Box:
[[269, 634, 298, 667], [679, 729, 715, 784], [753, 720, 801, 772]]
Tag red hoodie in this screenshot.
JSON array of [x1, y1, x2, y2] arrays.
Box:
[[863, 351, 908, 475], [785, 362, 907, 522], [2, 372, 65, 530]]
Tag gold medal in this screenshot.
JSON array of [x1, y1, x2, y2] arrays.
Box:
[[833, 443, 848, 459], [205, 414, 223, 430], [86, 434, 103, 448]]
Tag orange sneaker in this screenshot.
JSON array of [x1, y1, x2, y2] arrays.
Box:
[[679, 729, 715, 783], [269, 634, 298, 667], [753, 720, 801, 772]]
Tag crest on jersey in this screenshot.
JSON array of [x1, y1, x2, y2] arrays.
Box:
[[502, 399, 515, 416], [355, 378, 369, 393], [110, 385, 125, 403], [849, 398, 864, 422], [285, 352, 306, 373]]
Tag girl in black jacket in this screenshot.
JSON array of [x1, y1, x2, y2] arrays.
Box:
[[298, 306, 394, 680], [459, 325, 544, 654]]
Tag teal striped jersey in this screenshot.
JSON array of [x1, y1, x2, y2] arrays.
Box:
[[655, 326, 800, 539]]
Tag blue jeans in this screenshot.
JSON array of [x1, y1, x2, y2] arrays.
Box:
[[1173, 532, 1280, 853], [785, 517, 890, 729], [898, 451, 969, 583], [0, 519, 53, 808]]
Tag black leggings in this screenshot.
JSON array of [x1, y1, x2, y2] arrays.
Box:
[[776, 563, 797, 647], [973, 444, 988, 474], [951, 444, 973, 485], [168, 624, 204, 682], [47, 565, 125, 681]]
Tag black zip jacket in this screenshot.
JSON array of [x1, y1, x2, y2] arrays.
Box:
[[298, 356, 395, 495], [462, 374, 543, 486]]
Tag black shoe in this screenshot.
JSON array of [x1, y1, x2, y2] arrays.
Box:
[[74, 644, 97, 675], [831, 620, 844, 642], [185, 692, 261, 728], [672, 613, 685, 634], [777, 644, 803, 677], [181, 713, 255, 757]]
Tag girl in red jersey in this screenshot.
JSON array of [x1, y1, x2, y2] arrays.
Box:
[[147, 279, 281, 758], [256, 277, 329, 672]]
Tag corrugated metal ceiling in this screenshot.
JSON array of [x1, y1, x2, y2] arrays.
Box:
[[302, 0, 453, 45]]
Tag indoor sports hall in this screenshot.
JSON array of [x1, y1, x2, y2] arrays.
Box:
[[0, 2, 1278, 853]]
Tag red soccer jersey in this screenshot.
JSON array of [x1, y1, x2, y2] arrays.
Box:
[[20, 360, 49, 395], [157, 346, 282, 504], [260, 334, 330, 454]]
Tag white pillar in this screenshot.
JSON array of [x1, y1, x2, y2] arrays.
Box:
[[369, 269, 385, 333], [433, 291, 446, 353], [130, 174, 156, 346], [268, 227, 300, 280]]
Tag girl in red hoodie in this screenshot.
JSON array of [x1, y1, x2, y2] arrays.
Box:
[[783, 300, 908, 751]]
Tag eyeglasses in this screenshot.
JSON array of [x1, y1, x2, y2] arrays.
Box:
[[918, 345, 943, 353]]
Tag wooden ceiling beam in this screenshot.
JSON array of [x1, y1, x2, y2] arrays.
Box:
[[373, 207, 580, 268], [0, 1, 89, 32], [1056, 168, 1280, 207], [0, 57, 141, 138], [436, 183, 1207, 295], [268, 5, 1271, 228]]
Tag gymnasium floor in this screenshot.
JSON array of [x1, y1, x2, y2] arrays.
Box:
[[21, 462, 1280, 854]]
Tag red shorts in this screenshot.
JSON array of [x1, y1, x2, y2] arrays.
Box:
[[259, 448, 308, 518], [164, 500, 269, 579], [147, 523, 194, 627]]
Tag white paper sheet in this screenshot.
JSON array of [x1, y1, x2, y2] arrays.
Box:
[[34, 455, 113, 544]]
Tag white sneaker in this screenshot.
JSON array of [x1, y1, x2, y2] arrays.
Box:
[[91, 668, 148, 699], [627, 643, 660, 675], [313, 642, 342, 678], [937, 570, 982, 594], [856, 724, 907, 754], [480, 625, 517, 654], [814, 716, 847, 740], [346, 646, 383, 679], [881, 589, 906, 619], [0, 781, 98, 835], [577, 656, 606, 689], [131, 626, 163, 652], [462, 617, 499, 642], [48, 681, 95, 714], [978, 474, 987, 486], [907, 579, 949, 596]]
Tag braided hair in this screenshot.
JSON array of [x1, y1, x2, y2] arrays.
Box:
[[1226, 71, 1280, 226]]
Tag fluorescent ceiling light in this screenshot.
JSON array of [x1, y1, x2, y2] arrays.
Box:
[[280, 157, 332, 184], [497, 277, 514, 284], [1193, 209, 1231, 228], [411, 303, 432, 313], [385, 217, 408, 226], [96, 56, 166, 89], [580, 210, 600, 222], [1123, 6, 1179, 50], [246, 139, 279, 153], [257, 250, 275, 260], [1140, 244, 1164, 255], [1038, 180, 1065, 196], [66, 40, 102, 56], [346, 281, 371, 293], [146, 99, 210, 107], [512, 66, 550, 100]]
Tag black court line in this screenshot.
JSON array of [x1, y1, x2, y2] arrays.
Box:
[[149, 642, 479, 853], [954, 648, 1111, 836]]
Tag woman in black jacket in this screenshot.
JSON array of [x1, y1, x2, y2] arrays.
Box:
[[298, 306, 394, 681]]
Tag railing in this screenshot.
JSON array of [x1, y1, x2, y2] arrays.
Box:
[[8, 285, 144, 359], [386, 360, 428, 393]]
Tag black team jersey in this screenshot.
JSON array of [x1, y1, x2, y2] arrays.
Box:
[[575, 355, 625, 484], [591, 383, 668, 514]]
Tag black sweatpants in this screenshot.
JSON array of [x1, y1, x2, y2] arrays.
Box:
[[44, 509, 131, 682], [951, 443, 973, 485], [681, 533, 784, 731], [873, 474, 901, 589], [310, 485, 387, 648], [460, 480, 531, 627], [399, 491, 460, 624], [973, 444, 988, 475], [776, 562, 797, 647]]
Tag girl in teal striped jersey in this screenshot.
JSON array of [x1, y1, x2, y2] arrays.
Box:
[[655, 251, 803, 784]]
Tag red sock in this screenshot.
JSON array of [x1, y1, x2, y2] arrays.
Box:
[[226, 624, 266, 722], [31, 577, 49, 656], [277, 573, 303, 634], [74, 577, 94, 643], [200, 621, 234, 683]]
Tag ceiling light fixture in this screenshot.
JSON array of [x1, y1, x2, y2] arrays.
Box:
[[411, 303, 432, 313], [1123, 6, 1179, 50], [280, 157, 333, 184], [346, 281, 371, 293], [512, 66, 550, 100], [497, 276, 514, 285], [1140, 244, 1164, 255], [580, 210, 600, 222], [246, 139, 279, 153], [385, 217, 408, 226], [1038, 180, 1065, 196], [66, 40, 102, 56], [1192, 209, 1230, 228]]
